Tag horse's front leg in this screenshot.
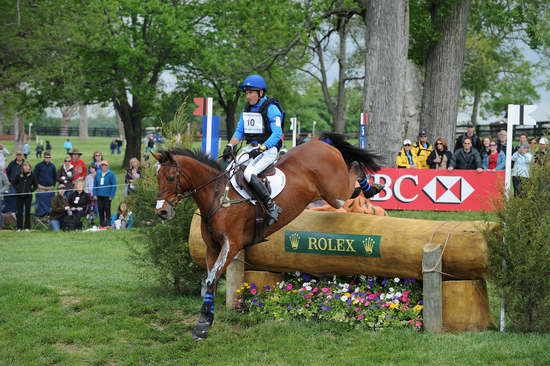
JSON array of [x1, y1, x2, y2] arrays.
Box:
[[192, 235, 240, 341]]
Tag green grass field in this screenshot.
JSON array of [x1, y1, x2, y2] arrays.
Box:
[[1, 228, 549, 365]]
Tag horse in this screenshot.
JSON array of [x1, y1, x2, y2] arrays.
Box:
[[153, 132, 380, 340]]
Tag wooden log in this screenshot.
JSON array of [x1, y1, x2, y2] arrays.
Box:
[[189, 210, 493, 280], [244, 271, 283, 293], [443, 280, 495, 332], [422, 243, 443, 333], [225, 250, 244, 309]]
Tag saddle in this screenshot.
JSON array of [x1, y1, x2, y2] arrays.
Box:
[[226, 161, 286, 202]]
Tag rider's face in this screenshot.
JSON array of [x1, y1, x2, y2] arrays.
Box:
[[245, 90, 262, 105]]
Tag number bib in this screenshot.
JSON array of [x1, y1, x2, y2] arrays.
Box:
[[243, 112, 264, 134]]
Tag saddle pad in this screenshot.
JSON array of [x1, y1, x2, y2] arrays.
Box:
[[227, 162, 286, 201]]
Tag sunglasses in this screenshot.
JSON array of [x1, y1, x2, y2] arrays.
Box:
[[490, 144, 497, 147], [64, 160, 71, 162], [404, 144, 411, 146], [436, 142, 443, 145]]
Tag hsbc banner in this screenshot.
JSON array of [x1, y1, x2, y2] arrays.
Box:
[[369, 168, 504, 211]]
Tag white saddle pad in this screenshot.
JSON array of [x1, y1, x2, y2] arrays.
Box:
[[226, 161, 286, 201]]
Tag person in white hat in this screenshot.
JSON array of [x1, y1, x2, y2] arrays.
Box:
[[395, 139, 418, 168], [534, 137, 548, 166]]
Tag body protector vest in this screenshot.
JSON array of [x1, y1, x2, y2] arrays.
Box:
[[243, 98, 285, 150]]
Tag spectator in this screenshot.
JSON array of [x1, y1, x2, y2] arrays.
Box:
[[93, 160, 117, 227], [146, 136, 155, 153], [395, 139, 418, 168], [449, 138, 482, 172], [33, 151, 57, 217], [529, 137, 538, 153], [63, 138, 73, 154], [125, 158, 141, 195], [67, 180, 90, 229], [427, 137, 453, 170], [57, 157, 75, 190], [496, 130, 507, 155], [511, 143, 532, 197], [85, 165, 98, 226], [411, 129, 433, 169], [35, 141, 44, 159], [512, 133, 529, 154], [482, 140, 505, 171], [0, 144, 10, 171], [13, 162, 37, 231], [455, 124, 482, 152], [49, 184, 69, 231], [69, 149, 87, 182], [110, 140, 117, 155], [534, 137, 548, 166], [90, 151, 103, 172], [479, 137, 491, 160], [0, 170, 10, 229], [115, 137, 123, 154], [5, 151, 25, 213], [45, 140, 52, 154], [22, 142, 30, 159], [111, 202, 134, 229]]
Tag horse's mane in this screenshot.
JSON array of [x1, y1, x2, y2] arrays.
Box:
[[159, 148, 222, 172]]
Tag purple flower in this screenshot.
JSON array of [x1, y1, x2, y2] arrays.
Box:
[[252, 298, 258, 303], [419, 300, 423, 305], [381, 279, 388, 287], [368, 279, 374, 289], [259, 303, 264, 307], [264, 285, 271, 291], [302, 273, 312, 281], [321, 306, 332, 311]]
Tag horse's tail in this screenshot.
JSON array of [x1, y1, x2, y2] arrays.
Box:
[[319, 132, 381, 173]]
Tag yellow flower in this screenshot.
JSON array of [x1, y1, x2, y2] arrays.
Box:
[[389, 303, 398, 309], [344, 292, 351, 298], [413, 305, 423, 312], [244, 282, 250, 288], [235, 289, 241, 293]]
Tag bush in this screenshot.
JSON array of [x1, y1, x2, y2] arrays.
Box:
[[483, 162, 550, 333], [125, 102, 203, 295]]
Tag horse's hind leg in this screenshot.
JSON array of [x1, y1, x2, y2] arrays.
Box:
[[192, 235, 241, 341]]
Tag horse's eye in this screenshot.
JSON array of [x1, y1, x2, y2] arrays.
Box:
[[167, 176, 175, 182]]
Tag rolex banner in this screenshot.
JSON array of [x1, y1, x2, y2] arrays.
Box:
[[285, 230, 381, 257]]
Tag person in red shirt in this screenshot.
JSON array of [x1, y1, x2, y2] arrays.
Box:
[[482, 140, 505, 171], [69, 149, 88, 181]]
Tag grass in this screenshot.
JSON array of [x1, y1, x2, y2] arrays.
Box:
[[1, 229, 549, 365]]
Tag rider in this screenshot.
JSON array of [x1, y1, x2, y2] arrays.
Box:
[[223, 74, 283, 226]]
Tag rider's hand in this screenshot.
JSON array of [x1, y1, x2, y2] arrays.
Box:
[[222, 144, 234, 159], [248, 148, 263, 159]]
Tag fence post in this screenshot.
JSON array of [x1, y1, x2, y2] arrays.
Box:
[[226, 250, 245, 309], [423, 243, 443, 333]]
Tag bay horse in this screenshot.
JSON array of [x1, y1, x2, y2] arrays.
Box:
[[153, 132, 380, 340]]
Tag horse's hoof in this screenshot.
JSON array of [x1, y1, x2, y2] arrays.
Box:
[[192, 323, 210, 341]]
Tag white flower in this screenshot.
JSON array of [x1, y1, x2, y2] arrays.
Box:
[[380, 293, 386, 300], [278, 281, 285, 289], [295, 271, 301, 277], [354, 287, 360, 294], [396, 292, 402, 298], [394, 277, 400, 283], [389, 287, 395, 293], [310, 279, 316, 283], [360, 275, 367, 281], [340, 295, 348, 302], [305, 285, 312, 291]]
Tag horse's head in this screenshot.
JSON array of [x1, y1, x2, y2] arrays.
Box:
[[152, 151, 190, 220]]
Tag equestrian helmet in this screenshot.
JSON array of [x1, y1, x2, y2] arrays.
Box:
[[240, 74, 267, 91]]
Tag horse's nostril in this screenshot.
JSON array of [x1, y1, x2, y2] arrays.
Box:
[[159, 210, 167, 217]]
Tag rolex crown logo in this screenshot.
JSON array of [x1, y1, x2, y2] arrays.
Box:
[[363, 237, 375, 254], [289, 233, 300, 250]]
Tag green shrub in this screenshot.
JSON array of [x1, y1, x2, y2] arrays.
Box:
[[483, 162, 550, 333], [125, 102, 203, 295]]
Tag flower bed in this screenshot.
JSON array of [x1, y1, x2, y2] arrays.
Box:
[[235, 272, 423, 330]]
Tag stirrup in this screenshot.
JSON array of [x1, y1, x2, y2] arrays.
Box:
[[266, 203, 282, 225], [364, 183, 384, 199]]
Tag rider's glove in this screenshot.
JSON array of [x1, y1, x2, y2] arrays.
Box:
[[222, 144, 234, 159], [248, 147, 263, 159]]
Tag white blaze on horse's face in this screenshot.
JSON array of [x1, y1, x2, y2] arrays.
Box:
[[155, 164, 179, 219]]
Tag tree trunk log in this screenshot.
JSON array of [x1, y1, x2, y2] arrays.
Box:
[[14, 115, 25, 151], [78, 103, 89, 140], [419, 0, 471, 149], [189, 210, 493, 280], [115, 108, 125, 139], [470, 88, 480, 126], [114, 99, 142, 168], [363, 0, 409, 166], [334, 18, 348, 133]]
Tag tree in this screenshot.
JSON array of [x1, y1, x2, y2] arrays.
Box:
[[79, 103, 89, 139], [362, 0, 410, 164], [419, 0, 472, 148]]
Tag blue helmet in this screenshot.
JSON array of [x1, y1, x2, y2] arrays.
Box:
[[240, 74, 267, 91]]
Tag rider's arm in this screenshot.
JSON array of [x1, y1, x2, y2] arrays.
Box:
[[229, 115, 245, 146], [262, 104, 283, 149]]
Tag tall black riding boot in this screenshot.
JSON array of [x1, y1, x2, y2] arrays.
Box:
[[249, 175, 282, 226]]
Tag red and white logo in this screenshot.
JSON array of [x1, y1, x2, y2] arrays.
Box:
[[422, 176, 474, 203]]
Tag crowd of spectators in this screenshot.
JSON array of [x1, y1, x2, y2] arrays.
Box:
[[396, 126, 548, 196], [1, 146, 139, 232]]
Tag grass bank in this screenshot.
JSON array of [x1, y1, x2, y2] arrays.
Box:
[[1, 230, 548, 365]]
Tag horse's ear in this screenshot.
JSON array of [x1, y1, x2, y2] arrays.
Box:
[[151, 152, 162, 161]]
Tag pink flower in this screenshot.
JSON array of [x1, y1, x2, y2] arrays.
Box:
[[312, 287, 318, 293], [356, 314, 365, 320], [353, 307, 361, 312], [415, 321, 423, 328], [367, 293, 378, 300], [364, 301, 371, 306], [250, 288, 257, 295], [321, 287, 330, 293], [286, 283, 293, 290]]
